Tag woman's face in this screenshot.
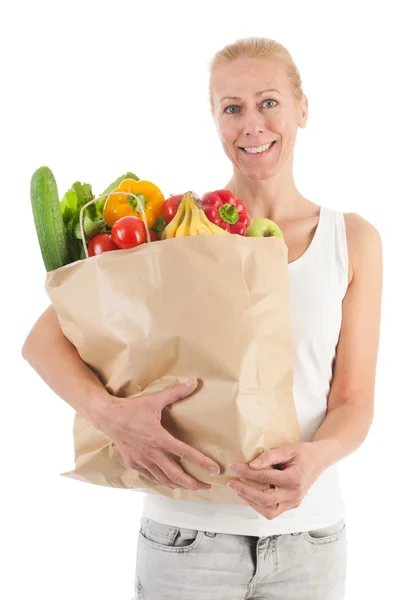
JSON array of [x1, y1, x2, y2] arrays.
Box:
[[211, 57, 308, 180]]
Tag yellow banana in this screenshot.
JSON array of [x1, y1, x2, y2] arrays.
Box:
[[175, 203, 192, 236], [189, 204, 200, 236], [162, 191, 229, 238], [198, 208, 229, 235], [187, 202, 203, 235], [191, 211, 214, 235], [189, 205, 216, 235], [162, 194, 187, 239]]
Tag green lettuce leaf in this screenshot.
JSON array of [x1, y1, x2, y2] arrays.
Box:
[[74, 216, 107, 240], [152, 214, 167, 239], [60, 174, 139, 261], [61, 181, 99, 261]]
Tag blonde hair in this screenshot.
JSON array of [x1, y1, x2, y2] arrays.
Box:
[[209, 37, 304, 113]]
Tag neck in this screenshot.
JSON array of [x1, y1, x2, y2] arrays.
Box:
[[226, 164, 311, 222]]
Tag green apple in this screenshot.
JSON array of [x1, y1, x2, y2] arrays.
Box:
[[245, 218, 284, 239]]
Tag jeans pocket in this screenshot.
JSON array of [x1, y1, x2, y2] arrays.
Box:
[[139, 518, 202, 552], [304, 518, 346, 544]]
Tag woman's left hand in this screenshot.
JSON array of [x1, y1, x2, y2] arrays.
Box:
[[227, 442, 327, 520]]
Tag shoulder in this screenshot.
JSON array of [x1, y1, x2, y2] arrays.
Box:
[[343, 212, 382, 285]]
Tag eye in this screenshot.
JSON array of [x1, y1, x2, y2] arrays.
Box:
[[224, 105, 240, 115], [262, 99, 278, 108]]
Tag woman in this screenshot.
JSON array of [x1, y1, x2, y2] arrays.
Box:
[[23, 38, 382, 600]]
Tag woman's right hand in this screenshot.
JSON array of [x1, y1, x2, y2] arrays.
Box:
[[98, 378, 220, 490]]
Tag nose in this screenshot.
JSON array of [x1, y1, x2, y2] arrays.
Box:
[[243, 111, 266, 137]]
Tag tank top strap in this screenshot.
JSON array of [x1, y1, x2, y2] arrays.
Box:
[[319, 206, 349, 295]]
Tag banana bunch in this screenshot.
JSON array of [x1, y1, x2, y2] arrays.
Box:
[[162, 191, 229, 239]]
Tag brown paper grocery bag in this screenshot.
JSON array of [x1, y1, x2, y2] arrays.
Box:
[[45, 234, 300, 505]]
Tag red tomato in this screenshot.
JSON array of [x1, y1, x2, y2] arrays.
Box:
[[147, 230, 159, 242], [201, 192, 223, 209], [88, 234, 119, 257], [230, 222, 247, 236], [111, 216, 147, 249], [203, 206, 222, 226], [214, 189, 236, 205], [163, 195, 183, 223]]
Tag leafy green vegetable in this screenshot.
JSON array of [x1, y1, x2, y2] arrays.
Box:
[[60, 173, 140, 262], [61, 181, 109, 261], [73, 216, 106, 241], [153, 214, 167, 239]]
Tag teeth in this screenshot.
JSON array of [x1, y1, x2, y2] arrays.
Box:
[[243, 142, 273, 154]]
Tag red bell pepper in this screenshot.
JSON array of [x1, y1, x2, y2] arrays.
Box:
[[201, 190, 251, 235]]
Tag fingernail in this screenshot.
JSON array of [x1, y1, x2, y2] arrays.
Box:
[[228, 464, 238, 472], [185, 377, 197, 387], [227, 481, 235, 489], [209, 466, 220, 474], [250, 459, 262, 467]]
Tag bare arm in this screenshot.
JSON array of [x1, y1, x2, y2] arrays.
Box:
[[225, 213, 383, 518], [22, 305, 220, 488], [22, 305, 110, 429], [312, 213, 383, 466]]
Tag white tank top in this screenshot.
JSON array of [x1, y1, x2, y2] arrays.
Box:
[[141, 205, 349, 536]]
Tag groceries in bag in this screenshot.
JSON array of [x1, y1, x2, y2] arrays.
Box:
[[30, 165, 300, 504], [30, 166, 285, 271]]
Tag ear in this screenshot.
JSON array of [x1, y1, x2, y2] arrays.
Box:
[[299, 95, 308, 129]]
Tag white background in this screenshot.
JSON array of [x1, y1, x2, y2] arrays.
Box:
[[2, 1, 399, 598]]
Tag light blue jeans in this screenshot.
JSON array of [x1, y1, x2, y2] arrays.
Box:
[[134, 516, 347, 599]]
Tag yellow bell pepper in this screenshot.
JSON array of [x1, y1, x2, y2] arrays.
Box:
[[103, 179, 165, 229]]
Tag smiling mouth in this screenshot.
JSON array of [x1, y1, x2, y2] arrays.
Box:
[[239, 141, 277, 155]]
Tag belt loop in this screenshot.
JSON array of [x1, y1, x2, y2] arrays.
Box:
[[205, 531, 216, 537]]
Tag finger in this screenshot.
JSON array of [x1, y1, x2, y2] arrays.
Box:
[[258, 467, 299, 489], [136, 468, 177, 490], [135, 467, 164, 485], [140, 458, 186, 489], [228, 462, 276, 484], [230, 462, 298, 489], [227, 479, 290, 508], [246, 498, 294, 520], [155, 453, 212, 491], [249, 445, 297, 469], [269, 501, 297, 518], [156, 378, 199, 410], [161, 430, 220, 474]]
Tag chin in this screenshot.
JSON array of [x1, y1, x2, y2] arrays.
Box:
[[240, 165, 278, 180]]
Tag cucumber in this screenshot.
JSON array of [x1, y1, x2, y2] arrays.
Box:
[[30, 166, 71, 271]]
